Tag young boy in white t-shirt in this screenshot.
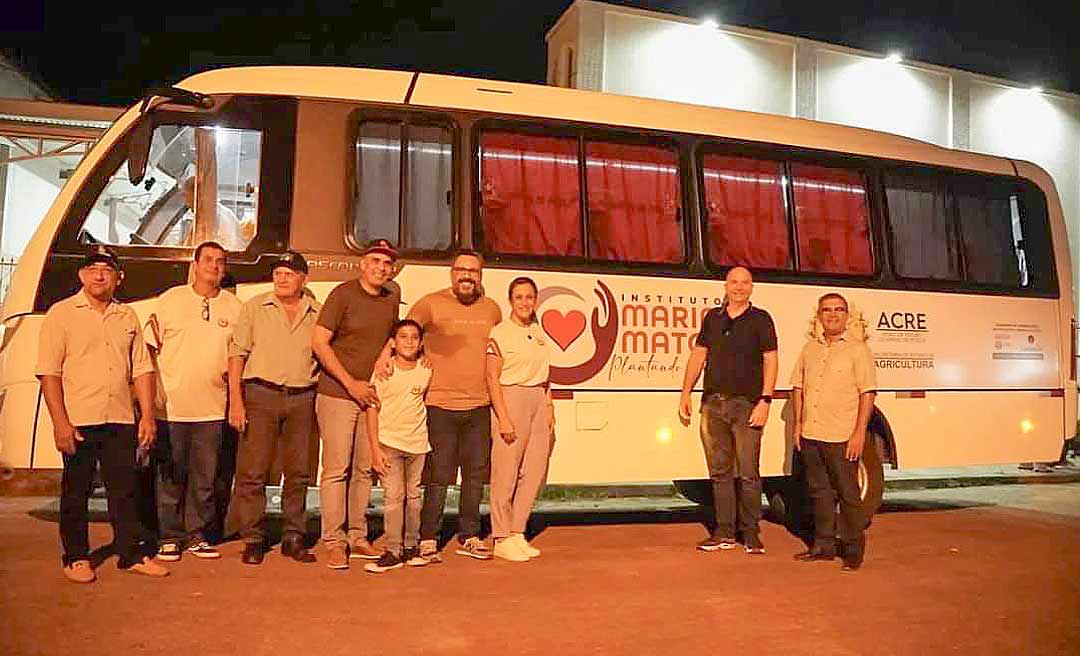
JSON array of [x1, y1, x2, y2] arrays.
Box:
[[364, 319, 433, 573]]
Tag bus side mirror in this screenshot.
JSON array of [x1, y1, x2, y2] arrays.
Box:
[[127, 119, 153, 185]]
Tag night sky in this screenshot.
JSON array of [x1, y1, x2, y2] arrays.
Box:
[[3, 0, 1079, 107]]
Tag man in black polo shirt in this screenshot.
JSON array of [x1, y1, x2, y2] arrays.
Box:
[[679, 266, 778, 554]]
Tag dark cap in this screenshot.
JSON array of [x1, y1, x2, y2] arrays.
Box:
[[362, 238, 398, 260], [272, 250, 308, 274], [80, 245, 121, 270]]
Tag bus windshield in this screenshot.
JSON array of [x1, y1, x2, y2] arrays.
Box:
[[82, 124, 261, 251]]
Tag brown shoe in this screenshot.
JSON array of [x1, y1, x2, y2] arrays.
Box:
[[125, 556, 170, 578], [63, 560, 96, 584], [327, 544, 349, 570], [348, 539, 380, 560]]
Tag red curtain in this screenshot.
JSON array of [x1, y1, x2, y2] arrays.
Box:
[[585, 142, 682, 264], [702, 155, 790, 269], [479, 132, 582, 256], [791, 163, 873, 274]]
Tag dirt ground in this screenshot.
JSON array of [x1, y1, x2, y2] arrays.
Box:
[[1, 493, 1078, 656]]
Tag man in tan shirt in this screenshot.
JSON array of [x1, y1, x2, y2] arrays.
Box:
[[790, 292, 877, 572], [225, 251, 320, 565], [36, 246, 169, 582], [407, 250, 502, 561]]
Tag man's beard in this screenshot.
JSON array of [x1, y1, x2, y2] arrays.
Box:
[[453, 282, 482, 305]]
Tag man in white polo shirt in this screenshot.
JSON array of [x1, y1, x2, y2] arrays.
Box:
[[148, 241, 242, 561]]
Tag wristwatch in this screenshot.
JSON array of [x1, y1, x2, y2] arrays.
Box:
[[757, 394, 773, 404]]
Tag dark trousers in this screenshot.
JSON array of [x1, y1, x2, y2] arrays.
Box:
[[801, 438, 865, 555], [226, 383, 315, 544], [155, 419, 224, 545], [59, 424, 140, 567], [211, 424, 239, 543], [420, 406, 491, 541], [700, 396, 763, 539]]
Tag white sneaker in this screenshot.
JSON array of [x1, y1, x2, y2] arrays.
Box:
[[493, 537, 529, 562], [512, 533, 540, 558]]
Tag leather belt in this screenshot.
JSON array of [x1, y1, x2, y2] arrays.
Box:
[[247, 378, 316, 395]]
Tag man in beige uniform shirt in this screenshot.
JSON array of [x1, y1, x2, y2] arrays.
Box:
[[148, 241, 242, 561], [226, 251, 320, 565], [36, 246, 169, 582], [791, 292, 877, 572], [408, 250, 502, 561]]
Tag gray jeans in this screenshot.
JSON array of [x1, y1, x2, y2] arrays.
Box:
[[700, 395, 763, 539], [380, 445, 426, 554], [316, 394, 372, 547]]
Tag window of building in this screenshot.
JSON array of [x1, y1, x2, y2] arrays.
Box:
[[478, 131, 582, 257], [585, 141, 683, 264], [702, 154, 790, 269], [791, 163, 873, 274], [353, 121, 452, 251], [84, 125, 261, 251]]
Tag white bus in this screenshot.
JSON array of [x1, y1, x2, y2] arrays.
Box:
[[1, 67, 1073, 518]]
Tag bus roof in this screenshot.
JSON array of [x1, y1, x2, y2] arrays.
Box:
[[176, 65, 1017, 177]]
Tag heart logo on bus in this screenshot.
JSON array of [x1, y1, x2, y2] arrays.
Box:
[[541, 309, 587, 351]]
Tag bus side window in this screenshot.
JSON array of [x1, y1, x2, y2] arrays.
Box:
[[478, 131, 582, 257], [353, 121, 452, 251], [790, 163, 874, 275], [955, 180, 1025, 287], [585, 141, 683, 264], [884, 172, 962, 281], [702, 154, 791, 270]]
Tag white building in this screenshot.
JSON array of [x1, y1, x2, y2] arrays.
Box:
[[0, 54, 119, 299], [546, 0, 1080, 298]]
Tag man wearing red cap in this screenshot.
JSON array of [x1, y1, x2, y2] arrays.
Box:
[[311, 239, 400, 569]]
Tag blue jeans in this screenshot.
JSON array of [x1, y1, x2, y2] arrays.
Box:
[[155, 420, 224, 545], [700, 395, 763, 539]]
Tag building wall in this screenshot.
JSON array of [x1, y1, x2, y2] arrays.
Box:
[[546, 0, 1080, 302]]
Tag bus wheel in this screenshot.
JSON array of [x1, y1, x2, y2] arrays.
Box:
[[674, 479, 712, 506], [859, 431, 886, 520]]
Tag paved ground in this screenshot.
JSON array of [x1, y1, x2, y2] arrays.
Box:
[[2, 484, 1079, 656]]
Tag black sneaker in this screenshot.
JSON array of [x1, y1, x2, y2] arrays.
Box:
[[402, 547, 428, 567], [697, 535, 737, 552], [363, 551, 404, 574], [744, 534, 766, 555], [186, 540, 221, 559]]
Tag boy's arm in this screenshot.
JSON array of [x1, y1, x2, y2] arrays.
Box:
[[365, 387, 387, 476]]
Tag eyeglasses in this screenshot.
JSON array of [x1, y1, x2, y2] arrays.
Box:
[[451, 267, 481, 275], [819, 307, 848, 314], [202, 297, 211, 322]]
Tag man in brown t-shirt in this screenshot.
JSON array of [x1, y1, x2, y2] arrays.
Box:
[[311, 239, 400, 569], [408, 250, 502, 561]]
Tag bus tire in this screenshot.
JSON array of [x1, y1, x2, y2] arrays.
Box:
[[859, 431, 886, 521], [674, 479, 712, 506]]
